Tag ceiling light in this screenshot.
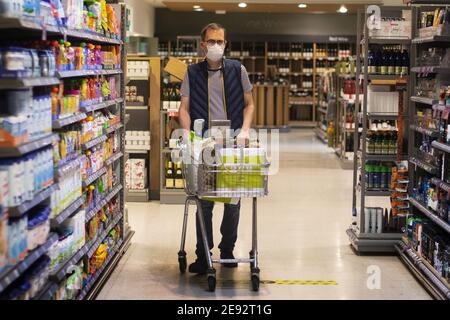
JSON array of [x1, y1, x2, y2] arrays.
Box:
[[298, 4, 307, 8], [238, 2, 247, 8], [337, 5, 348, 13], [194, 7, 204, 12], [193, 5, 201, 9]]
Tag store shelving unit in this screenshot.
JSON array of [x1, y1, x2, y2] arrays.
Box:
[[0, 2, 132, 300], [159, 38, 356, 128], [314, 70, 334, 144], [160, 109, 185, 205], [398, 0, 450, 300], [336, 95, 357, 170], [0, 234, 58, 293], [125, 56, 153, 202], [348, 6, 411, 253]]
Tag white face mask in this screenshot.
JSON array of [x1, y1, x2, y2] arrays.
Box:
[[206, 44, 225, 62]]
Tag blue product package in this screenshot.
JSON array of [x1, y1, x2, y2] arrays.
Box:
[[22, 0, 40, 16], [423, 180, 430, 204]]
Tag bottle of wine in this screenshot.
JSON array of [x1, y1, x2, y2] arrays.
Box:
[[166, 161, 174, 188], [380, 51, 387, 75], [401, 50, 409, 75], [175, 162, 184, 189], [387, 50, 395, 75], [395, 49, 402, 75], [368, 50, 375, 74]]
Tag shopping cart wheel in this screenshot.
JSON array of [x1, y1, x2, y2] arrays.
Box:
[[207, 269, 216, 292], [251, 274, 260, 292], [178, 251, 187, 273]]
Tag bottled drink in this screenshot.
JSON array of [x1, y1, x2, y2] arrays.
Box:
[[166, 161, 174, 188], [380, 51, 387, 75], [395, 49, 402, 75], [174, 162, 183, 189], [368, 50, 375, 74], [387, 50, 395, 75], [401, 50, 409, 75]]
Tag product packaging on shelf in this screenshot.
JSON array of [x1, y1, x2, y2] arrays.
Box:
[[0, 213, 7, 272], [418, 8, 450, 38], [0, 147, 54, 208], [0, 89, 53, 147], [7, 215, 28, 266], [27, 205, 50, 251], [0, 254, 51, 300], [52, 40, 120, 72], [126, 159, 148, 190], [48, 209, 85, 273], [125, 131, 150, 150], [368, 85, 400, 114], [406, 216, 450, 283], [54, 261, 83, 300], [127, 60, 150, 78], [50, 159, 82, 218]]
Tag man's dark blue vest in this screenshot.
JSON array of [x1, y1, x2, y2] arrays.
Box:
[[187, 58, 245, 132]]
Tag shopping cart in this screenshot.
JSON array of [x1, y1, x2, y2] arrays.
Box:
[[177, 143, 269, 292]]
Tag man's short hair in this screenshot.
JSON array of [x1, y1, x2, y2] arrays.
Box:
[[201, 23, 226, 41]]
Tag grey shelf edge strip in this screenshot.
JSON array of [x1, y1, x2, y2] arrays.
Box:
[[431, 141, 450, 154], [8, 184, 58, 218], [80, 98, 123, 113], [34, 283, 58, 300], [105, 152, 124, 166], [82, 135, 108, 151], [52, 197, 84, 225], [410, 124, 439, 137], [82, 167, 107, 187], [56, 155, 83, 178], [0, 134, 59, 158], [57, 69, 123, 79], [396, 241, 450, 300], [430, 177, 450, 193], [410, 96, 437, 105], [409, 199, 450, 235], [106, 123, 124, 134], [0, 17, 122, 45], [0, 233, 58, 293], [409, 157, 439, 174], [52, 113, 87, 129]]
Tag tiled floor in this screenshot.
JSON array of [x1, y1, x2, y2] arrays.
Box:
[[97, 129, 431, 300]]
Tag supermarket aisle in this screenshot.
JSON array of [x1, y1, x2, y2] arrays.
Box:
[[98, 129, 430, 300]]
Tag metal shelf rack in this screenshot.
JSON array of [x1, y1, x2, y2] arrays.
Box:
[[0, 2, 131, 300], [348, 6, 411, 253], [401, 1, 450, 300]]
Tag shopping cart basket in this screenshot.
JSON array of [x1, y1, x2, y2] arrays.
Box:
[[177, 144, 269, 292]]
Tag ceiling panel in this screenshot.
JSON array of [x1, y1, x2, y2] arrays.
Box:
[[162, 1, 385, 14]]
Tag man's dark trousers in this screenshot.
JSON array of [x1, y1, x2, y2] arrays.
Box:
[[195, 199, 240, 258]]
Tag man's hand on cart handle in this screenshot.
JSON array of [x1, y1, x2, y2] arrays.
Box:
[[237, 128, 250, 147]]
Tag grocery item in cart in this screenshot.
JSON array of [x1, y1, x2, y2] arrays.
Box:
[[216, 148, 266, 196]]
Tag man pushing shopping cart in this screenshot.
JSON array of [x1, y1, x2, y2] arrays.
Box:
[[177, 23, 269, 291]]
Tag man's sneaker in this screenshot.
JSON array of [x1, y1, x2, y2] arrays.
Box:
[[220, 251, 238, 268], [188, 257, 208, 274]]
